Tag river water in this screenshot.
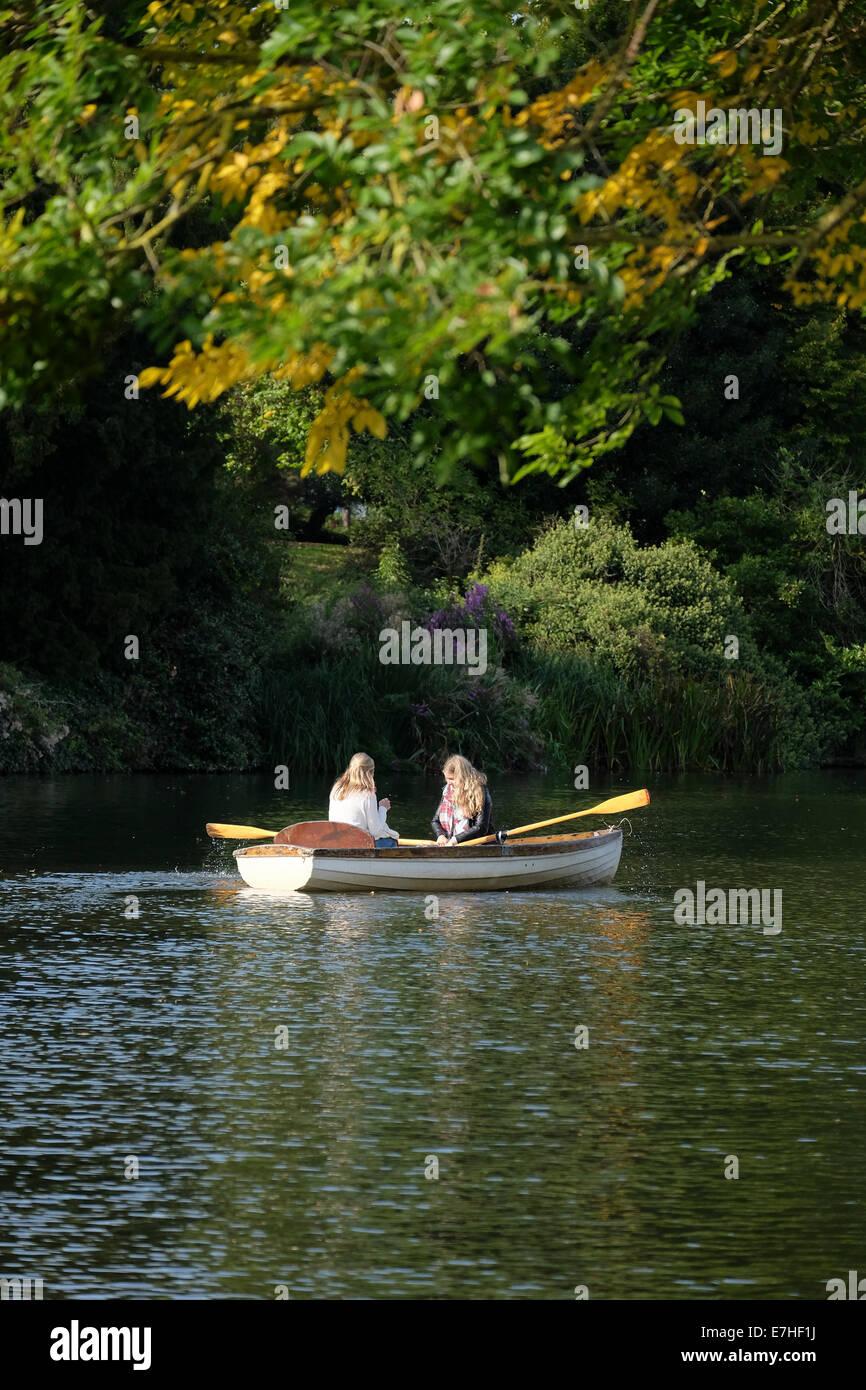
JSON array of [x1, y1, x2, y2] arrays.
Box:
[[0, 770, 864, 1300]]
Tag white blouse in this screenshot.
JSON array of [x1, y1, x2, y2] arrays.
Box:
[[328, 789, 397, 841]]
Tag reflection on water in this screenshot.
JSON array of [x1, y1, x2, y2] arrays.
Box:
[[0, 770, 865, 1298]]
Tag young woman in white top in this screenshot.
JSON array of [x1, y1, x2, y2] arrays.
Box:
[[328, 751, 399, 848]]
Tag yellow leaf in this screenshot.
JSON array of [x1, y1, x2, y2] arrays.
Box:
[[365, 408, 387, 440], [138, 367, 165, 388], [709, 50, 737, 79]]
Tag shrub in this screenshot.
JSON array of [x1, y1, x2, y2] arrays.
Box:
[[485, 517, 743, 676], [485, 517, 822, 771]]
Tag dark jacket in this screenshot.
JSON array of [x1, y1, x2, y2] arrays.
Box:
[[431, 786, 493, 844]]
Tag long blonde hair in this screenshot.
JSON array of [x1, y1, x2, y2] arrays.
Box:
[[331, 751, 377, 800], [443, 754, 487, 818]]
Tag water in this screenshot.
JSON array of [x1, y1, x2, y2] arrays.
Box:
[[1, 771, 864, 1299]]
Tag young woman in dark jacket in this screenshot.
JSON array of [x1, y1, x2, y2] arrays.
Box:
[[431, 755, 493, 845]]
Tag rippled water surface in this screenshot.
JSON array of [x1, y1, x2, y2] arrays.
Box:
[[1, 771, 864, 1299]]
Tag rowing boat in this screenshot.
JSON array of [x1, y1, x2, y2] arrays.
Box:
[[233, 826, 623, 893]]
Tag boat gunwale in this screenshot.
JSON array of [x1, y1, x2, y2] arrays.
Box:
[[235, 827, 623, 859]]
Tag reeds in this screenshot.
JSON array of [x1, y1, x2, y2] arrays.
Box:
[[518, 652, 798, 773], [257, 644, 806, 775]]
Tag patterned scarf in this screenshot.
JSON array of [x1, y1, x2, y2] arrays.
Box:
[[437, 783, 471, 840]]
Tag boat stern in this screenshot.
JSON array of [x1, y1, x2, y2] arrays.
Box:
[[233, 844, 316, 891]]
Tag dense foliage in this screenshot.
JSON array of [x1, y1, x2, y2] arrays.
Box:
[[0, 337, 278, 770], [2, 2, 865, 480], [2, 3, 866, 777]]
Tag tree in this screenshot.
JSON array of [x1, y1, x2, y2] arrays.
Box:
[[581, 269, 866, 537], [2, 0, 865, 483]]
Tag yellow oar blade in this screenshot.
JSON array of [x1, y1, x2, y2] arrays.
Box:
[[461, 788, 650, 845], [206, 822, 276, 840], [507, 788, 650, 837]]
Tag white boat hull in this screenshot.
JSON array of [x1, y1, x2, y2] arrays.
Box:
[[233, 828, 623, 893]]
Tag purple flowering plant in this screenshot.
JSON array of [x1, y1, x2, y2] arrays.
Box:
[[349, 581, 387, 629], [425, 582, 517, 647]]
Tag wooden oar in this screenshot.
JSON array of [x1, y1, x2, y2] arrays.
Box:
[[206, 820, 435, 848], [207, 822, 276, 840], [460, 788, 650, 846]]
